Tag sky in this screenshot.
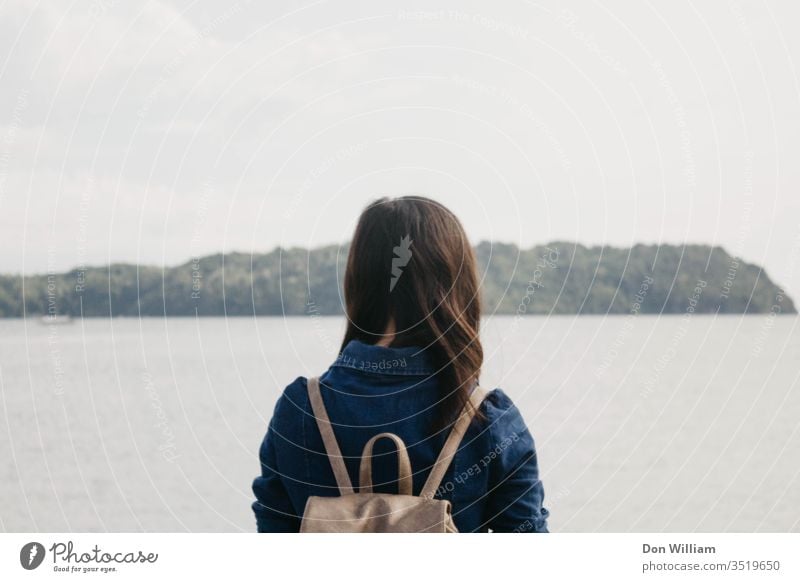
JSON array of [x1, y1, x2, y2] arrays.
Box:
[[1, 0, 799, 298]]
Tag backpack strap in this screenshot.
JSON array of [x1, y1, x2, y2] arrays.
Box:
[[359, 433, 413, 496], [307, 377, 355, 495], [419, 385, 489, 500]]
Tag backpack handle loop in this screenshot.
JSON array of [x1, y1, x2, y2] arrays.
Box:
[[359, 433, 413, 496]]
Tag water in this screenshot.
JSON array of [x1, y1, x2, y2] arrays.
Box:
[[1, 315, 798, 532]]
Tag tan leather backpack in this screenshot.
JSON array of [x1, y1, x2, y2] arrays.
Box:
[[300, 377, 488, 533]]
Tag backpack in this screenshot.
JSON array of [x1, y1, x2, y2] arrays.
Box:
[[300, 376, 488, 533]]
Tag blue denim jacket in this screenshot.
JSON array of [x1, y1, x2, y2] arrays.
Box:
[[252, 340, 549, 532]]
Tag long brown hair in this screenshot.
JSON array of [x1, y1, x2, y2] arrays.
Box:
[[340, 196, 484, 429]]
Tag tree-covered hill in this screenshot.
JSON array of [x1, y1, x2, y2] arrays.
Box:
[[0, 242, 794, 317]]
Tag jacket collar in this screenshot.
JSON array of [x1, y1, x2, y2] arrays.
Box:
[[331, 339, 435, 376]]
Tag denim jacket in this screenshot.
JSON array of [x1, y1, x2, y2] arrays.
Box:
[[252, 339, 549, 532]]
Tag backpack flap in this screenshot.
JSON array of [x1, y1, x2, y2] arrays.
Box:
[[300, 494, 455, 533]]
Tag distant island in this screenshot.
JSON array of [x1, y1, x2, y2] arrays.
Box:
[[0, 242, 794, 317]]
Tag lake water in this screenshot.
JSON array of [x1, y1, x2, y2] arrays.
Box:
[[1, 315, 798, 532]]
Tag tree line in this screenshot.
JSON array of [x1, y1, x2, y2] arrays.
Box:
[[0, 242, 793, 317]]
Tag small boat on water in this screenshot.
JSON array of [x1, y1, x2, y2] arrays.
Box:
[[39, 314, 73, 325]]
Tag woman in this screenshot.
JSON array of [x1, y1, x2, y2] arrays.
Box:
[[252, 196, 549, 532]]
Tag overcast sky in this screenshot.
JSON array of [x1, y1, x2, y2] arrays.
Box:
[[1, 0, 799, 298]]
